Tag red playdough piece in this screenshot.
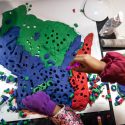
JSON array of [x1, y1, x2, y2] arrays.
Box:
[[70, 33, 94, 110], [77, 33, 93, 55]]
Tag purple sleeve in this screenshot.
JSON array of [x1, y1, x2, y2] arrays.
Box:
[[100, 52, 125, 85], [22, 91, 56, 116]]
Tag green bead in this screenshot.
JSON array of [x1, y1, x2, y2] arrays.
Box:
[[4, 89, 10, 93], [69, 93, 74, 98], [0, 101, 4, 105], [69, 70, 73, 76], [74, 23, 78, 28], [23, 121, 27, 124], [89, 78, 93, 81], [0, 119, 7, 125], [90, 95, 95, 101], [93, 75, 96, 78], [9, 102, 12, 106], [8, 75, 15, 82], [19, 111, 24, 117], [106, 94, 111, 99], [114, 102, 119, 106], [33, 87, 39, 93], [0, 71, 4, 75], [92, 88, 99, 93], [42, 85, 46, 90], [24, 76, 29, 81]]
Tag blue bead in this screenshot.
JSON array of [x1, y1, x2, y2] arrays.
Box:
[[5, 19, 12, 25], [44, 53, 50, 59], [33, 32, 40, 41]]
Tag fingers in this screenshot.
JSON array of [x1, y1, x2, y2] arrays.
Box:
[[70, 54, 87, 72], [71, 54, 88, 65], [72, 65, 85, 72]]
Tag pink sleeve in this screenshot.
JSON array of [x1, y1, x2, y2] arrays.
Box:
[[51, 105, 84, 125], [100, 52, 125, 85]]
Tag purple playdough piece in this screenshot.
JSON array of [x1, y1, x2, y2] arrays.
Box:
[[66, 62, 80, 70]]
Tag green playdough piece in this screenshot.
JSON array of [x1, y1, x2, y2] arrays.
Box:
[[0, 5, 78, 67], [33, 80, 52, 93]]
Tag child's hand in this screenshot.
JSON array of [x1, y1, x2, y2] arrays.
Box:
[[70, 54, 106, 74]]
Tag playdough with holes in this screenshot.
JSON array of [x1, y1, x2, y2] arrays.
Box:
[[0, 3, 94, 113]]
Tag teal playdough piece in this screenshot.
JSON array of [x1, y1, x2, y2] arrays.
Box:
[[0, 5, 78, 67]]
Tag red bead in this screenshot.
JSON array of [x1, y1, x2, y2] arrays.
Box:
[[119, 98, 124, 104], [109, 98, 112, 102], [107, 90, 110, 94], [94, 93, 98, 97], [102, 95, 105, 98]]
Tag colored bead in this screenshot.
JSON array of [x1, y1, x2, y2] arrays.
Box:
[[1, 95, 9, 101], [115, 95, 120, 101], [9, 96, 14, 103], [94, 93, 98, 97], [19, 111, 27, 118], [107, 90, 110, 94], [69, 93, 74, 98], [0, 71, 4, 75], [44, 54, 50, 59], [111, 85, 117, 91], [4, 88, 10, 93], [24, 76, 29, 81], [118, 98, 124, 104], [114, 101, 119, 106], [106, 94, 111, 99], [9, 89, 14, 95], [102, 95, 105, 98], [7, 75, 15, 82], [109, 98, 112, 102], [74, 23, 78, 28], [0, 119, 7, 125], [23, 121, 28, 125]]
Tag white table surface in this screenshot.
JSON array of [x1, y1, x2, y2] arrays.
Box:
[[1, 0, 124, 124]]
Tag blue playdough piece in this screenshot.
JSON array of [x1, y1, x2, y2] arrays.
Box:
[[16, 79, 33, 109], [62, 35, 82, 68], [8, 45, 23, 63], [28, 56, 45, 70], [44, 66, 73, 106], [2, 27, 20, 45], [19, 51, 32, 70], [0, 27, 20, 65], [0, 26, 75, 109]]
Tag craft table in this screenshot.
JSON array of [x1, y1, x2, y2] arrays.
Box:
[[0, 0, 124, 125]]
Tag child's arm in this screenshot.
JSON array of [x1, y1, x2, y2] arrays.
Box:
[[22, 91, 84, 125], [71, 52, 125, 85]]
